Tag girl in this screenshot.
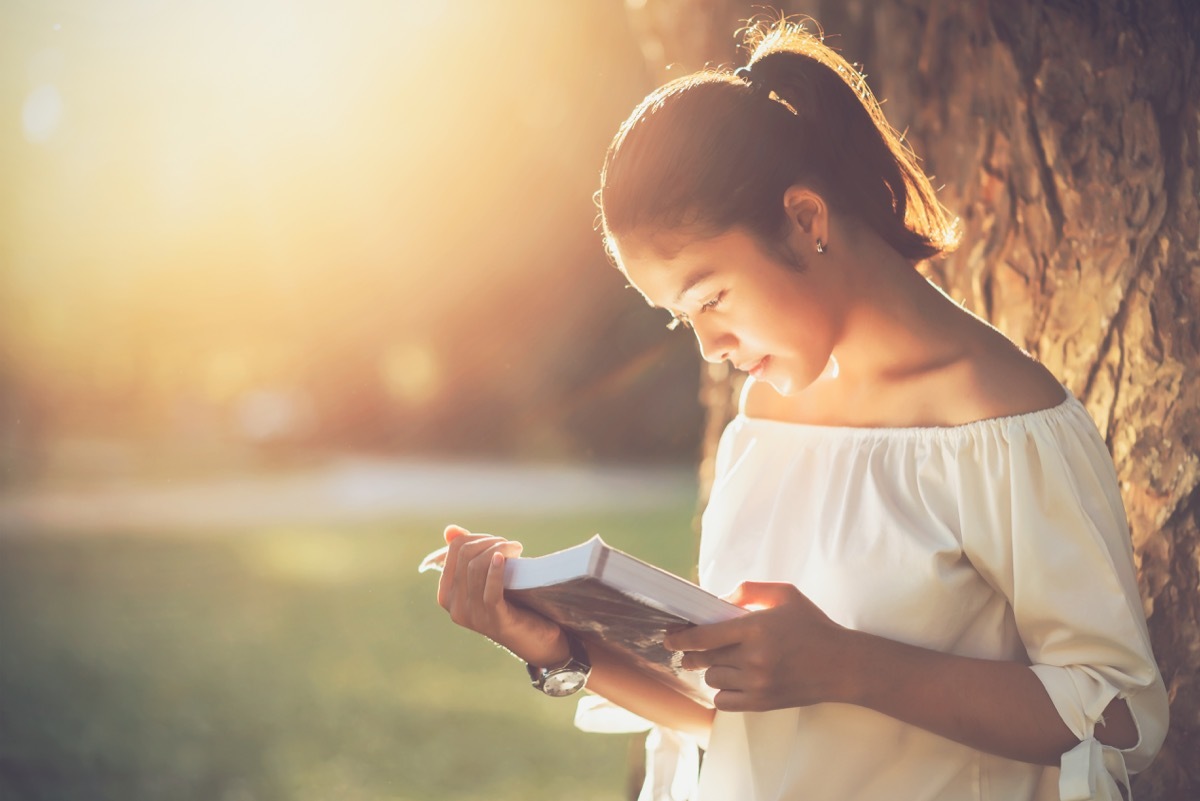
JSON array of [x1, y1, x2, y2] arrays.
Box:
[[435, 18, 1167, 801]]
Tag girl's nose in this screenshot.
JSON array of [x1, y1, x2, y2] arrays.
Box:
[[693, 323, 734, 365]]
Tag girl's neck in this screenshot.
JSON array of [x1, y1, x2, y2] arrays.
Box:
[[794, 225, 1008, 425], [832, 229, 979, 386]]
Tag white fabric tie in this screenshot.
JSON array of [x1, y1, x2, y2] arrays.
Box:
[[1059, 737, 1130, 801]]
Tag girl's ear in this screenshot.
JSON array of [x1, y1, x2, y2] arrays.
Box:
[[782, 185, 828, 248]]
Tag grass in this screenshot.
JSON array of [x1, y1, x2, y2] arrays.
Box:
[[0, 502, 700, 801]]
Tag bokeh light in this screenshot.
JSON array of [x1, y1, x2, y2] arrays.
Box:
[[0, 5, 706, 799], [0, 0, 702, 479], [21, 84, 62, 142]]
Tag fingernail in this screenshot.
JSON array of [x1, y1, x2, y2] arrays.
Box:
[[491, 552, 503, 567]]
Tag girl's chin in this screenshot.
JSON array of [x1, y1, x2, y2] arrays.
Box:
[[760, 362, 833, 397], [759, 374, 798, 397]]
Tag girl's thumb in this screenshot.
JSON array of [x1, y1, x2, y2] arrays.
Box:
[[724, 581, 797, 611]]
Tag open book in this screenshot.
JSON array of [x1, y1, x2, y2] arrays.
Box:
[[502, 535, 746, 706]]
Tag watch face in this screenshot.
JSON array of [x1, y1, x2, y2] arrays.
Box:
[[543, 669, 588, 697]]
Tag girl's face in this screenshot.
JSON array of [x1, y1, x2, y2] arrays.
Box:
[[617, 227, 845, 397]]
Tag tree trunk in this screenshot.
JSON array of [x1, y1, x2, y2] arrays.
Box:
[[625, 1, 1199, 798]]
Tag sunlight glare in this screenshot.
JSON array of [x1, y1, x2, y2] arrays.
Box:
[[205, 351, 254, 404], [381, 342, 442, 407], [21, 85, 63, 143]]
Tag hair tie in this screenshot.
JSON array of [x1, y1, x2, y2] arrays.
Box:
[[734, 64, 770, 98], [733, 62, 794, 117]]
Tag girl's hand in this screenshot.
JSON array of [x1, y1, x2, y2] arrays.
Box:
[[435, 524, 568, 667], [663, 582, 859, 712]]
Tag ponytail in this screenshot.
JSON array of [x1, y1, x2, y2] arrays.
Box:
[[599, 18, 960, 263]]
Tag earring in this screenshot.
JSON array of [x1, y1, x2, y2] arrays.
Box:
[[816, 239, 827, 255]]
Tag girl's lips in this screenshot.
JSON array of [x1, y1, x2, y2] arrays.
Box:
[[747, 356, 769, 378]]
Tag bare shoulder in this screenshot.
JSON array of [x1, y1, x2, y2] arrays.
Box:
[[740, 344, 1067, 428], [945, 338, 1068, 424]]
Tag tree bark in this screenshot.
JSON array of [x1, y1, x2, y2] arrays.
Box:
[[625, 1, 1199, 798]]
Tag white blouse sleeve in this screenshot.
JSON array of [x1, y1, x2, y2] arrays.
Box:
[[955, 404, 1169, 800]]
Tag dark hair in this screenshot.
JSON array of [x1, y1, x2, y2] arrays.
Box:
[[598, 18, 960, 264]]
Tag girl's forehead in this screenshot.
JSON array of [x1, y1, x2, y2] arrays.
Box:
[[616, 233, 746, 309], [613, 226, 747, 267]]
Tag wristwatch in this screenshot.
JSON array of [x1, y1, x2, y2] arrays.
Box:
[[527, 632, 591, 697]]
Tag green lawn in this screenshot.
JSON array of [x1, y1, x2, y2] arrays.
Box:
[[0, 503, 699, 801]]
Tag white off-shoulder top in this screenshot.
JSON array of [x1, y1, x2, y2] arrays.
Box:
[[690, 389, 1168, 801]]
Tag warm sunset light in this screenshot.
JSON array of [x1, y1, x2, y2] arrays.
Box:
[[2, 3, 1194, 800], [0, 0, 696, 468], [0, 9, 704, 794]]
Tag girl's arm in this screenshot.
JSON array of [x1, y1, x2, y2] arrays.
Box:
[[847, 630, 1136, 764], [575, 646, 716, 742], [436, 526, 714, 740], [665, 582, 1135, 766]]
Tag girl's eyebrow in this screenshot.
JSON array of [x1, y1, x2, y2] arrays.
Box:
[[673, 269, 715, 305], [628, 268, 716, 310]]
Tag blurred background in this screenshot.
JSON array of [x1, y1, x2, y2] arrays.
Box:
[[0, 0, 704, 484], [6, 0, 1199, 798], [0, 1, 706, 799]]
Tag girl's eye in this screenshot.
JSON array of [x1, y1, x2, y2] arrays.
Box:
[[666, 292, 723, 331], [700, 291, 725, 312]]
